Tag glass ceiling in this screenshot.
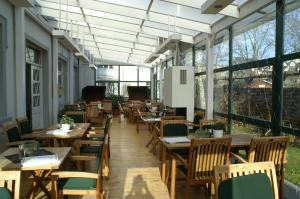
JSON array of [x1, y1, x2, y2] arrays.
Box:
[[34, 0, 248, 66]]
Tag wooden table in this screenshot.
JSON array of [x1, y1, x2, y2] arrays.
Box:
[[141, 116, 161, 153], [21, 123, 91, 147], [159, 134, 254, 199], [0, 147, 71, 199]]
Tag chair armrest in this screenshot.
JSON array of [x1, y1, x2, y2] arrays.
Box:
[[78, 140, 104, 145], [87, 130, 104, 135], [85, 134, 105, 138], [51, 171, 99, 179], [172, 153, 188, 168], [69, 155, 97, 161], [230, 152, 248, 163], [185, 122, 200, 127], [7, 141, 26, 146], [90, 127, 105, 130]]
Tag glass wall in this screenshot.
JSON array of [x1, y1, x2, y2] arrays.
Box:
[[195, 75, 206, 109], [95, 65, 151, 97], [0, 21, 5, 118], [214, 71, 229, 113], [195, 42, 206, 73], [214, 30, 229, 68]]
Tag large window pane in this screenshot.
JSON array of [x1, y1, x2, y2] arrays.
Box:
[[183, 49, 193, 67], [214, 30, 229, 68], [96, 65, 119, 81], [120, 66, 137, 81], [214, 71, 229, 113], [232, 66, 273, 121], [120, 82, 137, 97], [96, 81, 119, 96], [282, 59, 300, 129], [284, 0, 300, 54], [195, 75, 206, 109], [233, 3, 276, 65], [139, 67, 150, 81], [195, 43, 206, 73]]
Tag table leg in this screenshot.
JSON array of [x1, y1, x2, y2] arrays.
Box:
[[161, 145, 166, 183], [25, 170, 52, 199], [170, 156, 177, 199]]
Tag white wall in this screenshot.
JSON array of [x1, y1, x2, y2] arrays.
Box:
[[0, 0, 15, 121], [79, 61, 95, 99]]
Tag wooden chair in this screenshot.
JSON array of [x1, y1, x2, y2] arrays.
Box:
[[0, 170, 21, 199], [118, 101, 125, 123], [64, 111, 86, 123], [136, 108, 153, 133], [86, 103, 103, 127], [102, 100, 113, 115], [214, 162, 278, 199], [244, 136, 289, 199], [160, 119, 189, 137], [51, 136, 108, 199], [16, 117, 44, 136], [173, 137, 232, 198], [0, 121, 26, 147], [64, 104, 80, 111]]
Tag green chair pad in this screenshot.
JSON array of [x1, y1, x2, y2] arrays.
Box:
[[58, 178, 96, 190], [0, 187, 11, 199], [80, 145, 103, 154], [7, 127, 21, 142], [20, 121, 32, 134], [219, 173, 274, 199], [84, 135, 105, 141], [163, 124, 188, 137]]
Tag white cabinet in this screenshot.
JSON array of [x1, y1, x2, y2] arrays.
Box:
[[163, 66, 194, 121]]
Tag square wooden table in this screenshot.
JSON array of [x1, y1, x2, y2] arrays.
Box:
[[159, 134, 254, 199], [21, 123, 91, 147], [0, 147, 71, 199], [141, 116, 161, 153]]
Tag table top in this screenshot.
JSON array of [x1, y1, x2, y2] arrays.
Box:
[[141, 116, 161, 123], [21, 123, 91, 140], [159, 134, 254, 150], [0, 147, 71, 171]]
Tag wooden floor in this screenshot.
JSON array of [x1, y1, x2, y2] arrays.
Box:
[[17, 117, 208, 199]]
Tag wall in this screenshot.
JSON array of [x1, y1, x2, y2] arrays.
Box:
[[79, 61, 95, 99]]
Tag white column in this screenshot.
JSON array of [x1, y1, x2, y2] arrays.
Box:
[[68, 53, 74, 103], [52, 38, 59, 122], [14, 7, 26, 117], [206, 34, 214, 119]]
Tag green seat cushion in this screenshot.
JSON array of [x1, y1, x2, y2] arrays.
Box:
[[58, 178, 96, 190], [66, 114, 84, 123], [163, 124, 188, 137], [20, 121, 32, 134], [193, 114, 202, 131], [0, 187, 11, 199], [7, 127, 21, 142], [219, 173, 274, 199], [80, 145, 103, 154], [84, 136, 105, 141]]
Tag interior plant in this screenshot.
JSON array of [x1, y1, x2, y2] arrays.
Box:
[[59, 114, 75, 129]]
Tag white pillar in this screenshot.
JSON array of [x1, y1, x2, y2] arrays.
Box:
[[52, 38, 59, 122], [69, 53, 74, 103], [206, 34, 214, 119], [14, 7, 26, 117]]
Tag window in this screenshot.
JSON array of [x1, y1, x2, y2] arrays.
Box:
[[195, 44, 206, 73], [214, 71, 229, 113], [195, 75, 206, 109], [120, 66, 137, 81], [26, 47, 41, 65], [214, 30, 229, 68], [183, 49, 193, 67], [284, 0, 300, 54], [139, 67, 150, 81], [120, 82, 137, 97], [96, 65, 119, 81], [232, 4, 276, 65], [232, 66, 273, 121]]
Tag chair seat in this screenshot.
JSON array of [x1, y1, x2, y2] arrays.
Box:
[[83, 135, 105, 141], [0, 187, 11, 199], [219, 173, 274, 199], [58, 178, 96, 190], [80, 145, 103, 154]]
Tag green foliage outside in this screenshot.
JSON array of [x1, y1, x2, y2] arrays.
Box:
[[286, 144, 300, 187]]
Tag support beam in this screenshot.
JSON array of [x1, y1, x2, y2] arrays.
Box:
[[206, 34, 214, 119]]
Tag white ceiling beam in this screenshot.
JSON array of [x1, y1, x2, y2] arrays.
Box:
[[219, 5, 240, 18], [211, 0, 275, 34], [37, 0, 211, 33], [201, 0, 234, 14]]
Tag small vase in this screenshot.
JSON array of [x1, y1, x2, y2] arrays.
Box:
[[61, 124, 71, 131], [213, 130, 223, 138]]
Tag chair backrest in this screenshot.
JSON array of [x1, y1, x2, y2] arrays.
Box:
[[161, 116, 185, 120], [118, 102, 124, 113], [1, 122, 21, 144], [214, 162, 278, 199], [160, 120, 189, 137], [16, 117, 32, 135], [86, 104, 99, 118], [65, 111, 86, 123], [0, 170, 21, 199], [96, 135, 108, 175], [104, 116, 113, 135], [248, 136, 289, 169], [64, 104, 80, 111], [187, 137, 232, 183], [102, 100, 112, 113]]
